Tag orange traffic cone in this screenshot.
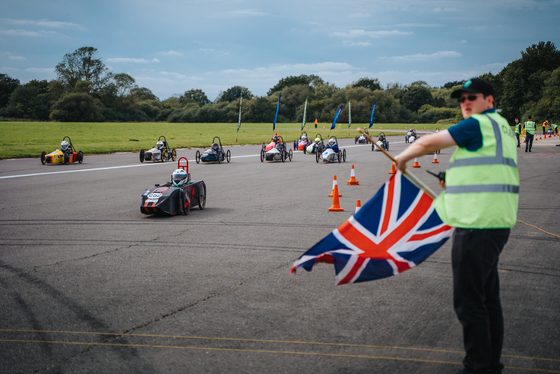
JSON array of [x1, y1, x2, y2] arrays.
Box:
[[355, 199, 361, 214], [388, 162, 396, 174], [328, 175, 342, 197], [412, 157, 421, 168], [380, 126, 382, 130], [306, 126, 308, 129], [347, 165, 360, 185], [323, 126, 325, 129], [432, 152, 439, 163], [328, 183, 344, 212]]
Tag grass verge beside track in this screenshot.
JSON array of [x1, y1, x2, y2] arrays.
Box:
[[0, 122, 447, 159]]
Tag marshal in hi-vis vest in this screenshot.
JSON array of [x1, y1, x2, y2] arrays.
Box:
[[434, 112, 519, 229], [524, 121, 535, 135]]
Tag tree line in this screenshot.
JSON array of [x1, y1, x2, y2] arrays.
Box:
[[1, 42, 559, 125]]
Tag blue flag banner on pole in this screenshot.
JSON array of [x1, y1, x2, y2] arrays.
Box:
[[369, 100, 377, 128], [273, 93, 281, 131], [331, 105, 344, 130], [291, 171, 454, 285]]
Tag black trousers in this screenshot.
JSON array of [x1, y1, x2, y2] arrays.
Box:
[[452, 228, 510, 374], [515, 133, 520, 146], [525, 133, 534, 150]]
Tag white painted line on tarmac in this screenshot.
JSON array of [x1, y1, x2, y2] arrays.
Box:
[[1, 143, 407, 180], [0, 154, 262, 180]]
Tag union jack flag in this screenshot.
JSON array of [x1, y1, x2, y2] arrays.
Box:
[[291, 171, 454, 285]]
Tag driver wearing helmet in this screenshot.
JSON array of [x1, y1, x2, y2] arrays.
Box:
[[211, 142, 220, 154], [272, 135, 280, 144], [156, 141, 165, 151], [169, 169, 189, 187], [326, 138, 339, 152], [60, 140, 72, 155]]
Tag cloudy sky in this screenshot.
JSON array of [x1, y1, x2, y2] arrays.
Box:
[[1, 0, 559, 101]]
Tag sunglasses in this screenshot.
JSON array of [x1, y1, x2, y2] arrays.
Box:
[[458, 94, 482, 103]]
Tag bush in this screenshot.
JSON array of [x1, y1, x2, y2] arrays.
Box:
[[50, 93, 104, 122]]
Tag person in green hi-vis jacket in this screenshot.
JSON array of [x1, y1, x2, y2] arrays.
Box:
[[524, 116, 535, 152], [393, 78, 519, 374], [514, 118, 522, 148]]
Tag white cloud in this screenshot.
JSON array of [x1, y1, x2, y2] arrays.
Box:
[[0, 66, 18, 71], [158, 71, 203, 81], [343, 41, 372, 47], [330, 29, 412, 38], [159, 50, 183, 56], [24, 67, 53, 73], [459, 39, 467, 43], [478, 62, 509, 72], [1, 18, 82, 28], [432, 7, 458, 12], [223, 62, 359, 75], [0, 29, 57, 37], [396, 23, 444, 28], [107, 58, 159, 63], [349, 13, 370, 18], [199, 48, 229, 55], [379, 51, 462, 61], [227, 9, 269, 17], [9, 55, 26, 60]]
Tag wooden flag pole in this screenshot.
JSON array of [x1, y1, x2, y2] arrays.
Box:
[[358, 128, 437, 199]]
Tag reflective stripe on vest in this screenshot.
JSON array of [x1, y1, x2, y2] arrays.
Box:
[[448, 114, 517, 171], [525, 121, 535, 134], [446, 184, 519, 194]]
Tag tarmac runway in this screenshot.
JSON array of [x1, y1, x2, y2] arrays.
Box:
[[1, 135, 559, 373]]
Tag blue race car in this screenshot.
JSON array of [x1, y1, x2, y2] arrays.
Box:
[[195, 136, 231, 164]]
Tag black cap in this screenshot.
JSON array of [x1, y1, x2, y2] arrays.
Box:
[[451, 78, 495, 99]]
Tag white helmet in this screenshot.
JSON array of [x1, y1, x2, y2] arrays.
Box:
[[172, 169, 188, 185], [328, 139, 335, 146], [302, 134, 307, 139], [61, 141, 69, 151], [157, 141, 164, 149]]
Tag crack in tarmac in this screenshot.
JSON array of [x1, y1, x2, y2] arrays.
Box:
[[32, 261, 293, 373]]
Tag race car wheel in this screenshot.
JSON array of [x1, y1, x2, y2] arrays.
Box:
[[288, 149, 293, 161], [161, 150, 167, 163], [343, 149, 347, 162], [41, 151, 46, 165], [139, 149, 145, 163], [260, 149, 265, 162], [387, 142, 390, 151], [217, 151, 222, 164], [281, 151, 285, 162], [195, 150, 201, 164], [226, 150, 231, 163], [63, 153, 70, 165], [315, 151, 320, 163], [372, 143, 375, 152], [338, 152, 341, 163], [77, 151, 83, 164], [198, 182, 206, 210], [171, 149, 177, 162]]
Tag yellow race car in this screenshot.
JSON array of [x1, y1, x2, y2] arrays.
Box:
[[41, 136, 84, 165]]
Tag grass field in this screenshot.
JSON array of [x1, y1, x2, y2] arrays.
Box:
[[0, 121, 447, 159]]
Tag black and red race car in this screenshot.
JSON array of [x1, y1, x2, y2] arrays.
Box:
[[140, 157, 206, 216]]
